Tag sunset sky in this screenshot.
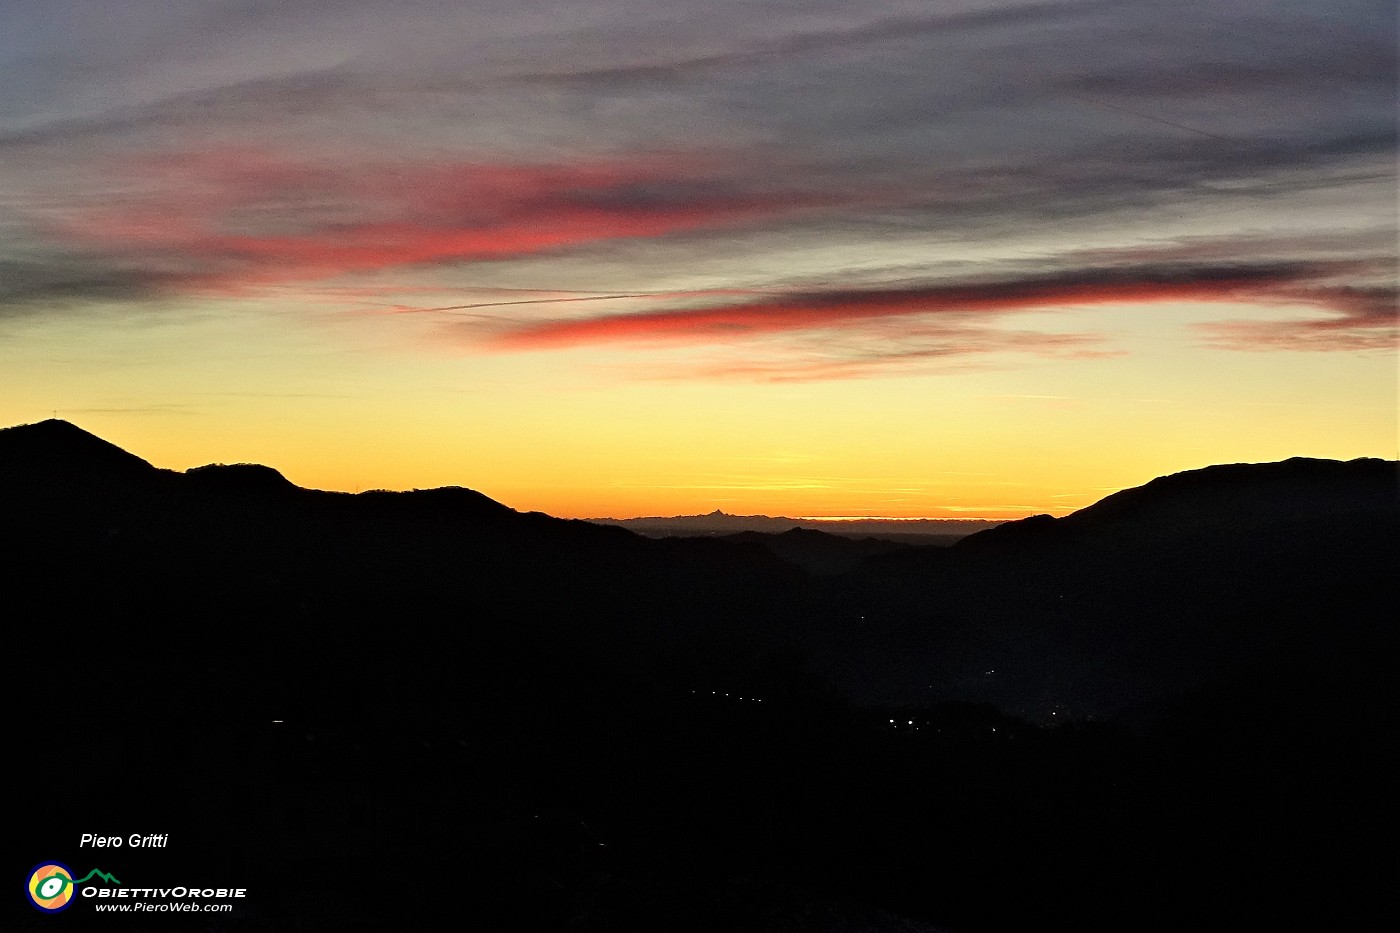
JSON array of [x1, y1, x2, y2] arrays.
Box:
[[1, 0, 1394, 519]]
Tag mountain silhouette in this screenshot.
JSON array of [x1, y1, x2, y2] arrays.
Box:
[[953, 456, 1396, 553], [1068, 455, 1395, 525], [833, 455, 1397, 720], [5, 420, 1396, 933], [0, 418, 811, 710], [0, 417, 158, 483], [184, 462, 301, 496], [3, 420, 1393, 716]]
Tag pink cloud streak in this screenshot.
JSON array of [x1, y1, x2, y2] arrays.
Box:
[[53, 148, 843, 293], [487, 262, 1386, 350]]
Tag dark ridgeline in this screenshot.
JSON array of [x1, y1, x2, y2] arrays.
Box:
[[5, 419, 1396, 932], [713, 527, 917, 575]]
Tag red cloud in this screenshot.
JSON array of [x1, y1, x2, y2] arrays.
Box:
[[55, 148, 841, 293], [487, 262, 1379, 349], [1195, 284, 1398, 351]]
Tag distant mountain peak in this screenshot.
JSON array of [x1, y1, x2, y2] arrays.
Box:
[[778, 526, 828, 539]]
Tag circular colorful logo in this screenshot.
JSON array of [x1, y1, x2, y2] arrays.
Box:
[[27, 862, 76, 913]]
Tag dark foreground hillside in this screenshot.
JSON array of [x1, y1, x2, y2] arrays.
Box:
[[6, 421, 1396, 931]]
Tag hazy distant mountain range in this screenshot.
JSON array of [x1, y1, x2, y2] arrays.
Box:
[[587, 511, 1001, 544], [6, 418, 1397, 932]]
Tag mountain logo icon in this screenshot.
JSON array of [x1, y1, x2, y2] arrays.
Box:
[[26, 862, 121, 913]]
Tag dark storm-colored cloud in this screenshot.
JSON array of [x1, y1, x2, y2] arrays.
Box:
[[0, 68, 354, 149], [7, 0, 1389, 170], [1065, 44, 1397, 99], [1002, 129, 1393, 216], [0, 8, 1122, 158], [0, 257, 173, 314], [507, 0, 1131, 87]]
